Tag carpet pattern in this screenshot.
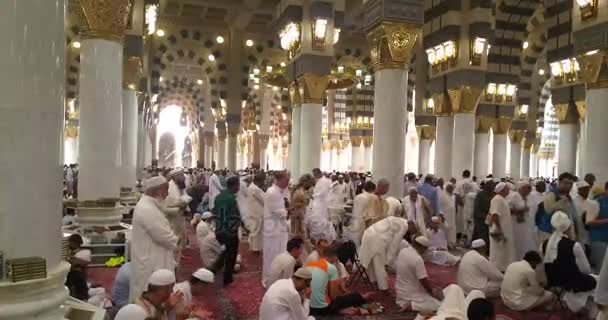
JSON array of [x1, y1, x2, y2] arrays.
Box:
[[89, 228, 572, 319]]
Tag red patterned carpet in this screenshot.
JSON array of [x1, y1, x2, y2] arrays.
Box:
[[89, 230, 571, 319]]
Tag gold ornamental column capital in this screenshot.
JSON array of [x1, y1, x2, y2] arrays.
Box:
[[575, 100, 586, 120], [362, 136, 373, 148], [367, 22, 420, 70], [509, 129, 525, 144], [227, 127, 240, 137], [123, 56, 142, 90], [431, 92, 452, 116], [493, 117, 512, 135], [289, 82, 302, 107], [65, 126, 79, 138], [297, 74, 330, 105], [416, 126, 436, 141], [523, 138, 533, 150], [79, 0, 132, 42], [448, 86, 483, 114], [203, 131, 215, 145], [350, 136, 363, 147], [217, 130, 227, 141], [554, 103, 579, 124], [476, 117, 494, 134], [578, 49, 608, 89]]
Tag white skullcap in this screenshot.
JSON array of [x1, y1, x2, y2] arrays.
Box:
[[517, 179, 531, 189], [414, 236, 430, 247], [143, 176, 168, 191], [192, 268, 214, 283], [147, 269, 176, 286], [494, 182, 507, 193], [408, 186, 418, 193], [167, 168, 184, 178], [338, 174, 344, 178], [551, 211, 572, 233], [482, 178, 493, 183], [201, 211, 214, 219], [191, 213, 202, 226], [471, 239, 486, 249], [577, 180, 590, 189], [294, 267, 313, 280], [431, 216, 441, 223], [115, 304, 148, 320]]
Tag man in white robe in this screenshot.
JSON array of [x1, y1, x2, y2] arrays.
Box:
[[263, 171, 291, 287], [403, 188, 430, 237], [130, 176, 178, 302], [488, 182, 516, 272], [196, 212, 214, 253], [328, 175, 348, 232], [311, 168, 331, 220], [501, 251, 553, 311], [359, 216, 409, 291], [395, 236, 442, 314], [427, 217, 460, 266], [264, 238, 304, 288], [259, 268, 314, 320], [457, 239, 503, 297], [344, 181, 374, 248], [246, 173, 266, 252], [508, 180, 538, 260], [165, 169, 192, 264], [439, 183, 457, 246], [208, 170, 223, 211]]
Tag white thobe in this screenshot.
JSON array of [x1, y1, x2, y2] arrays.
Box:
[[501, 260, 552, 311], [439, 191, 457, 245], [196, 221, 213, 248], [386, 197, 403, 217], [208, 174, 223, 210], [359, 216, 409, 290], [426, 228, 460, 266], [463, 192, 477, 242], [489, 195, 516, 272], [311, 177, 331, 219], [573, 194, 591, 245], [263, 184, 290, 286], [304, 250, 320, 266], [237, 179, 250, 224], [457, 250, 503, 297], [265, 251, 297, 288], [200, 233, 223, 268], [508, 192, 537, 260], [247, 183, 265, 252], [403, 197, 428, 237], [395, 246, 440, 313], [259, 279, 313, 320], [165, 180, 191, 256], [345, 191, 371, 248], [130, 195, 178, 302]]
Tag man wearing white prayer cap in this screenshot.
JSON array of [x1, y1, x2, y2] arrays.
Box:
[[427, 216, 461, 266], [487, 182, 515, 272], [130, 176, 178, 302], [572, 180, 597, 262], [115, 304, 148, 320], [507, 179, 537, 260], [259, 267, 315, 320], [172, 268, 215, 319], [457, 239, 503, 297], [165, 168, 192, 264], [195, 211, 215, 256], [395, 234, 443, 314], [540, 211, 597, 312], [134, 269, 183, 320]]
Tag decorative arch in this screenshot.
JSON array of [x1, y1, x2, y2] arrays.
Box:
[[158, 132, 177, 167]]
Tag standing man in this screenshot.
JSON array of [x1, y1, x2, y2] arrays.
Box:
[[247, 172, 266, 253], [165, 168, 192, 264], [439, 183, 457, 246], [473, 179, 495, 248], [130, 176, 179, 301], [364, 178, 390, 227], [263, 171, 291, 287], [312, 168, 331, 220], [403, 188, 430, 237], [417, 174, 440, 216], [345, 181, 375, 248], [542, 172, 576, 241], [208, 169, 224, 211], [488, 182, 516, 272], [211, 176, 243, 286]]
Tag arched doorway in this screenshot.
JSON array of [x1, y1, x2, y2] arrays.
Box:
[[158, 132, 177, 167]]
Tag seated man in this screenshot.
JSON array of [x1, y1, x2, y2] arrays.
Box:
[[115, 304, 148, 320], [111, 261, 131, 310], [259, 268, 315, 320], [195, 212, 215, 249], [173, 268, 214, 319], [201, 233, 241, 271], [65, 234, 92, 301], [395, 236, 443, 314], [501, 251, 553, 311], [426, 216, 461, 266], [134, 269, 184, 320], [457, 239, 503, 297], [467, 298, 496, 320], [307, 245, 368, 316], [265, 238, 304, 288], [541, 211, 597, 312], [304, 238, 329, 265]]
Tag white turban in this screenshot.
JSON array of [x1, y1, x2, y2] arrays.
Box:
[[493, 182, 507, 193], [115, 304, 148, 320], [192, 268, 214, 283], [143, 176, 168, 191], [517, 179, 531, 190], [414, 236, 430, 247], [431, 216, 441, 223], [471, 239, 486, 249], [147, 269, 176, 287], [544, 211, 572, 263], [167, 168, 184, 179]]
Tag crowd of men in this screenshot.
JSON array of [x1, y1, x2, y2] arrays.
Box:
[[63, 160, 608, 320]]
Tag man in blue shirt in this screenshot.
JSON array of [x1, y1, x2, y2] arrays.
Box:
[[417, 174, 439, 216], [111, 262, 131, 309]]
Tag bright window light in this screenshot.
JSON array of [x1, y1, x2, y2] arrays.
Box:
[[157, 105, 190, 167], [216, 36, 224, 44]]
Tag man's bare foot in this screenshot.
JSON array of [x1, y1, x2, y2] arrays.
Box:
[[338, 307, 359, 315]]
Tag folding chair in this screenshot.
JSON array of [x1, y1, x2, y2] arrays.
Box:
[[339, 241, 376, 290]]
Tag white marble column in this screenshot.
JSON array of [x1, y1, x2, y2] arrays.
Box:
[[259, 135, 269, 170], [558, 123, 578, 174], [509, 142, 522, 179], [530, 150, 538, 177], [79, 39, 123, 199], [584, 87, 608, 183], [435, 115, 454, 179], [136, 112, 145, 180], [145, 129, 153, 166], [299, 104, 323, 175], [521, 147, 531, 178], [291, 107, 302, 177], [217, 136, 227, 169], [227, 133, 238, 171], [0, 0, 70, 317], [451, 113, 475, 176], [64, 136, 79, 164], [492, 134, 508, 178], [351, 137, 363, 172], [577, 120, 585, 176], [372, 69, 408, 198], [419, 138, 431, 175], [474, 131, 490, 178], [121, 89, 138, 188]]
